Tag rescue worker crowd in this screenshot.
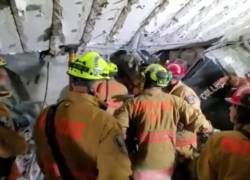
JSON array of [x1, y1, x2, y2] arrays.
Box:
[[0, 51, 250, 180]]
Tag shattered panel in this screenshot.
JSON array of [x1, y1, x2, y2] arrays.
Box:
[[157, 0, 217, 42], [0, 0, 23, 54], [61, 0, 93, 44], [87, 0, 128, 46], [192, 0, 250, 41], [10, 0, 53, 52], [79, 0, 112, 52], [206, 45, 250, 77], [141, 0, 219, 47], [106, 0, 164, 47], [1, 0, 250, 55], [140, 0, 250, 51], [177, 0, 233, 41], [162, 0, 219, 43], [50, 0, 93, 55], [200, 2, 250, 41], [144, 0, 190, 36]]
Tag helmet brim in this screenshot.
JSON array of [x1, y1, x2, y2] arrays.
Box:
[[67, 71, 110, 80]]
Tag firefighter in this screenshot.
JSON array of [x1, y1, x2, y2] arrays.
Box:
[[114, 63, 212, 180], [34, 52, 132, 180], [164, 61, 200, 109], [197, 85, 250, 180], [0, 57, 28, 178], [96, 62, 129, 115], [164, 62, 200, 158]]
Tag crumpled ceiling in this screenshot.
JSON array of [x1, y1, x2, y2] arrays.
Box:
[[0, 0, 250, 55]]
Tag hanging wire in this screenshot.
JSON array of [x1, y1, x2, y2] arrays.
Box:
[[42, 59, 50, 109]]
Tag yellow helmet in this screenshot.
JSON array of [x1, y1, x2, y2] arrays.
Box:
[[143, 64, 172, 87], [67, 51, 110, 80], [108, 62, 118, 75], [0, 57, 7, 67]]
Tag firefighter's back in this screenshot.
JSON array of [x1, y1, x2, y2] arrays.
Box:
[[127, 89, 182, 174], [198, 129, 250, 180], [34, 92, 131, 180]]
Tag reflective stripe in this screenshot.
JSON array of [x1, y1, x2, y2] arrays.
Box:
[[133, 167, 173, 180], [133, 101, 173, 113], [221, 137, 250, 156], [55, 118, 85, 142], [138, 130, 176, 144], [176, 135, 197, 147], [38, 112, 85, 142]]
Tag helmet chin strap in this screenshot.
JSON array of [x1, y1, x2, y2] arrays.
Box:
[[90, 82, 108, 110], [105, 79, 109, 103]]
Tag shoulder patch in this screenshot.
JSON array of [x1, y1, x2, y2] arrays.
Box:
[[184, 95, 196, 105], [114, 134, 128, 154]]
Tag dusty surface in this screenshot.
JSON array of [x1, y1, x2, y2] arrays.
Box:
[[0, 0, 249, 55]]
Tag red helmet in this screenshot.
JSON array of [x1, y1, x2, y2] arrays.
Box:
[[225, 85, 250, 109], [164, 62, 185, 79]]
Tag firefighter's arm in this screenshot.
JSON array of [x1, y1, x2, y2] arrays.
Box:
[[97, 122, 132, 180], [114, 100, 133, 135], [177, 98, 213, 133], [0, 125, 27, 158], [196, 135, 218, 180]]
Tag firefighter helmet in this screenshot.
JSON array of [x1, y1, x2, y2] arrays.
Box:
[[108, 62, 118, 75], [67, 52, 110, 80], [164, 62, 185, 79], [143, 64, 172, 87]]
